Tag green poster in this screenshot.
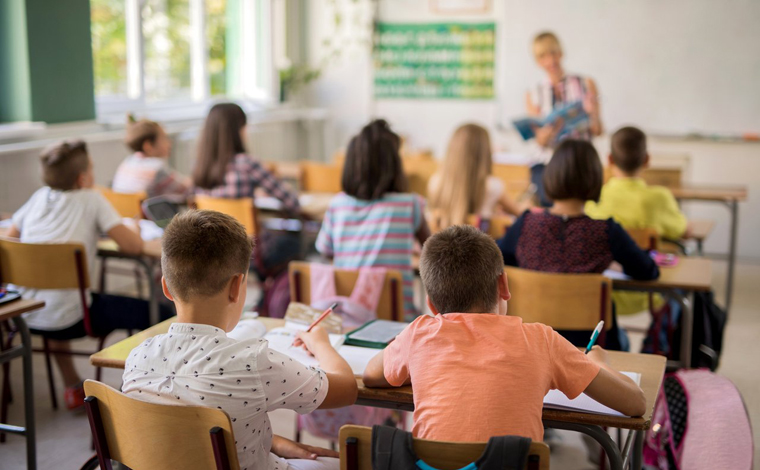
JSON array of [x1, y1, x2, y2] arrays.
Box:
[[374, 22, 495, 100]]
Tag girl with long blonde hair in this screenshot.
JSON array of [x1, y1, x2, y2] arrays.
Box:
[[428, 124, 525, 229]]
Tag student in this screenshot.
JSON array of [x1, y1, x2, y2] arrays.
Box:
[[112, 115, 190, 199], [316, 119, 431, 317], [427, 123, 527, 229], [363, 225, 645, 443], [122, 210, 356, 470], [585, 126, 687, 240], [7, 140, 171, 409], [192, 103, 299, 214], [497, 139, 659, 349]]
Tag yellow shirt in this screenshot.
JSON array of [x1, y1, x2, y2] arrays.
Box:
[[585, 177, 687, 240]]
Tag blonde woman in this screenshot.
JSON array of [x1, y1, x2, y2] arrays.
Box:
[[428, 124, 526, 230]]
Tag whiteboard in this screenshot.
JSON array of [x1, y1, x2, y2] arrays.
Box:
[[496, 0, 760, 136]]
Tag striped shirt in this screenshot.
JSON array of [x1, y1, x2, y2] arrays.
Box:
[[193, 154, 300, 214], [112, 153, 190, 198], [315, 192, 424, 317]]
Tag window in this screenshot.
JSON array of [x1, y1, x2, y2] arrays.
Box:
[[91, 0, 280, 117]]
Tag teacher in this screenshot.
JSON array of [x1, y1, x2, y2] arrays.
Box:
[[525, 31, 603, 205]]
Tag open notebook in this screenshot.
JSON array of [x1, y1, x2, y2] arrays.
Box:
[[227, 319, 378, 375], [543, 371, 642, 417]]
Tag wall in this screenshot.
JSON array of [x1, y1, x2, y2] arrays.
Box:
[[0, 1, 31, 122], [304, 0, 760, 261]]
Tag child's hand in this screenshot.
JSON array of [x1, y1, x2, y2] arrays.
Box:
[[587, 345, 608, 365], [271, 435, 339, 459], [294, 326, 332, 356]]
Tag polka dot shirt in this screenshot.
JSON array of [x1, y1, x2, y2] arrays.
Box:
[[122, 323, 329, 470]]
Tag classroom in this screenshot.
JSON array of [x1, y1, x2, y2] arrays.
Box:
[[1, 0, 758, 469]]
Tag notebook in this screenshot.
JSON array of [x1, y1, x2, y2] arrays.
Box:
[[344, 319, 409, 348], [543, 371, 642, 417]]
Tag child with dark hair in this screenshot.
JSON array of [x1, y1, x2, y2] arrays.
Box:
[[363, 225, 645, 442], [112, 115, 189, 198], [497, 139, 659, 349], [316, 119, 431, 316], [7, 140, 172, 409], [123, 210, 356, 470]]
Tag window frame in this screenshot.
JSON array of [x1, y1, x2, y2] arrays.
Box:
[[94, 0, 282, 121]]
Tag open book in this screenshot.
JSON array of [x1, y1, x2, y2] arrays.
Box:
[[513, 101, 589, 141], [543, 371, 642, 417]]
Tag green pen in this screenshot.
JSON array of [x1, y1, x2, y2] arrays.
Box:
[[585, 321, 604, 354]]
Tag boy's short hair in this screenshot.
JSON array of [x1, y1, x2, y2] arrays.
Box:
[[533, 31, 562, 58], [161, 210, 253, 301], [125, 114, 161, 152], [611, 126, 647, 174], [420, 225, 504, 314], [342, 119, 408, 201], [543, 139, 603, 202], [40, 140, 90, 191]]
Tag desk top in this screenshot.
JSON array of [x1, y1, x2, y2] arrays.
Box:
[[0, 299, 45, 322], [686, 219, 716, 241], [612, 257, 712, 292], [91, 316, 665, 431], [670, 184, 748, 202], [97, 238, 162, 259]]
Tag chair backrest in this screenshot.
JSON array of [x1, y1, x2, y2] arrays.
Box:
[[83, 380, 239, 470], [339, 425, 550, 470], [492, 164, 531, 185], [626, 227, 659, 251], [0, 238, 89, 290], [299, 162, 343, 193], [401, 157, 439, 197], [98, 186, 146, 218], [505, 267, 612, 332], [288, 261, 405, 321], [466, 214, 513, 239], [195, 195, 258, 236]]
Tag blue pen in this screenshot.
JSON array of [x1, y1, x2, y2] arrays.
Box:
[[585, 321, 604, 354]]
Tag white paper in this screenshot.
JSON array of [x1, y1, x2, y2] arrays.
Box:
[[602, 269, 632, 281], [227, 319, 267, 341], [543, 371, 642, 417]]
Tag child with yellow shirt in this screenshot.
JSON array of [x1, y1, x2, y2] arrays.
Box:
[[585, 126, 687, 240]]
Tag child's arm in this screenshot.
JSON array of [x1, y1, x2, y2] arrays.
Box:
[[583, 346, 647, 417], [6, 224, 20, 238], [107, 224, 144, 255], [656, 189, 688, 240], [496, 212, 526, 266], [363, 351, 398, 388], [296, 326, 358, 408]]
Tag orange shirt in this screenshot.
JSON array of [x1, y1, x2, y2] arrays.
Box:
[[383, 313, 601, 442]]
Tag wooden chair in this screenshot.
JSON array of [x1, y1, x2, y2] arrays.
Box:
[[97, 186, 146, 218], [492, 164, 533, 200], [299, 161, 343, 193], [339, 425, 550, 470], [289, 261, 404, 322], [195, 195, 259, 237], [401, 157, 439, 197], [626, 227, 659, 251], [0, 238, 111, 410], [83, 380, 239, 470], [504, 267, 613, 342], [466, 214, 513, 239]]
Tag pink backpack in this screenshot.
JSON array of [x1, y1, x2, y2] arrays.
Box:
[[298, 263, 396, 440], [644, 369, 753, 469]]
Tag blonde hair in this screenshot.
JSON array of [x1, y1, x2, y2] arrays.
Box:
[[125, 114, 162, 153], [428, 124, 492, 229], [533, 31, 562, 59]]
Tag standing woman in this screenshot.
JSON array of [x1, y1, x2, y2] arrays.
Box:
[[526, 32, 603, 205]]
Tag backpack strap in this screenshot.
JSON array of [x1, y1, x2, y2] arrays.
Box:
[[372, 425, 415, 470], [476, 435, 532, 470]]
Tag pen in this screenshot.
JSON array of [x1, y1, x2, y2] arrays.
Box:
[[585, 320, 604, 354], [290, 302, 339, 347]]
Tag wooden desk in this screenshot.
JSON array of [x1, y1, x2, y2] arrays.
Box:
[[686, 219, 716, 244], [670, 184, 747, 314], [0, 299, 44, 470], [612, 257, 712, 293], [255, 192, 334, 221]]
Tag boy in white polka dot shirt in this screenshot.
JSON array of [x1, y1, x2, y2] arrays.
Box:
[[122, 210, 358, 470]]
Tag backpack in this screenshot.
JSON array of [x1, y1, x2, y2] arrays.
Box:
[[644, 369, 753, 470], [671, 291, 727, 370]]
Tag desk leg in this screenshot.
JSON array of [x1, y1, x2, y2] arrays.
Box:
[[543, 420, 623, 470], [724, 200, 738, 315], [14, 316, 36, 470], [137, 258, 159, 326], [663, 290, 692, 370], [632, 430, 643, 470]]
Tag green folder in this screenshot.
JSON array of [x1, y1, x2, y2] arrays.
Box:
[[344, 319, 409, 349]]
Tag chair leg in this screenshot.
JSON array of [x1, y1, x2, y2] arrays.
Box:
[[42, 338, 59, 410], [99, 257, 107, 293], [0, 324, 11, 443], [134, 265, 145, 299], [95, 337, 108, 382]]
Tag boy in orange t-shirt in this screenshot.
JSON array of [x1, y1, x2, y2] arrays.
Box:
[[363, 225, 646, 442]]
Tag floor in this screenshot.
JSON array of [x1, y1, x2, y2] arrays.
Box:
[[3, 258, 759, 470]]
